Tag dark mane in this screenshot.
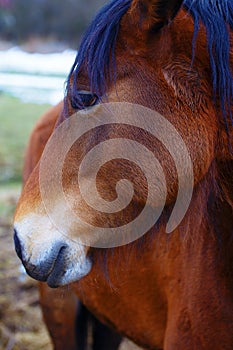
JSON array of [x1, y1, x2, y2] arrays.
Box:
[[67, 0, 131, 109], [67, 0, 233, 138]]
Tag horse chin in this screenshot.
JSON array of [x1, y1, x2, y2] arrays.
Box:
[[46, 254, 92, 288], [22, 248, 92, 288]]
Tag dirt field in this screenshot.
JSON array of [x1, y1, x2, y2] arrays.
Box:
[[0, 188, 141, 350], [0, 188, 52, 350]]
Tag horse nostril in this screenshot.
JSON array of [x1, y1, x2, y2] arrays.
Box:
[[13, 228, 23, 261]]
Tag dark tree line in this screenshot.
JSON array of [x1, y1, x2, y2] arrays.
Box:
[[0, 0, 106, 47]]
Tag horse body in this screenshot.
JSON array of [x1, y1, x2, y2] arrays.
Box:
[[70, 171, 233, 349], [14, 0, 233, 349]]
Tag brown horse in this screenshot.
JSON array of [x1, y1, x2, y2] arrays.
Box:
[[14, 0, 233, 349]]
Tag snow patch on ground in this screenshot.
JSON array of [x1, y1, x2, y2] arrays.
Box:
[[0, 47, 77, 104]]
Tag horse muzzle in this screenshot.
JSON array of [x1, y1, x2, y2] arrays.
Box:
[[13, 226, 92, 288]]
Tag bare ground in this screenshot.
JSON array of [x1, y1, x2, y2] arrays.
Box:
[[0, 188, 52, 350]]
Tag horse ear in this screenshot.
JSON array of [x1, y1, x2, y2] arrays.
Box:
[[129, 0, 183, 32]]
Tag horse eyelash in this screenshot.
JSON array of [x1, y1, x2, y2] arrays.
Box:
[[71, 91, 99, 110]]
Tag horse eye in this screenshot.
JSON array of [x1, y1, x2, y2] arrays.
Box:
[[71, 91, 99, 110]]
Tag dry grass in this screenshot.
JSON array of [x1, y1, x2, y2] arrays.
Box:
[[0, 188, 52, 350]]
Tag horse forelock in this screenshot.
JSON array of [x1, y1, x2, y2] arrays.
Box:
[[66, 0, 233, 141], [67, 0, 131, 110]]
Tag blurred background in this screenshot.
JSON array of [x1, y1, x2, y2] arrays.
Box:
[[0, 1, 112, 349]]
